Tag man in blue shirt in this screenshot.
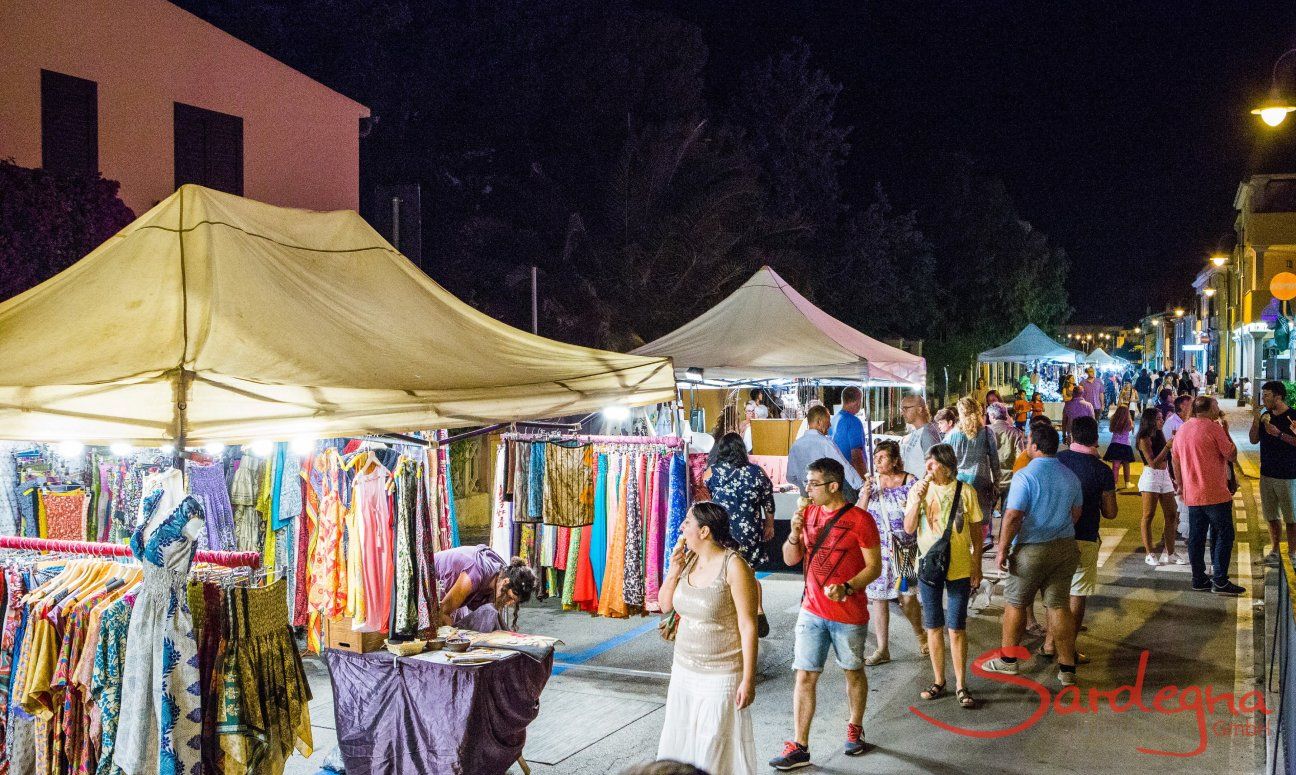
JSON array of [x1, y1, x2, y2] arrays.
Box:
[[984, 424, 1083, 686], [832, 386, 867, 480]]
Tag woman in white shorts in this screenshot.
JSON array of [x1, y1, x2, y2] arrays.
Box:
[[1135, 408, 1184, 566]]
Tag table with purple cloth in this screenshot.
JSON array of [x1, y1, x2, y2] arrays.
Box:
[[326, 646, 553, 775]]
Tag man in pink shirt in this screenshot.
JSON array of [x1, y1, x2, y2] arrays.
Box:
[[1170, 396, 1243, 595]]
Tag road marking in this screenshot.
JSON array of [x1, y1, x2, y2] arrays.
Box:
[[1096, 528, 1127, 568], [1229, 538, 1255, 773], [1237, 522, 1248, 534]]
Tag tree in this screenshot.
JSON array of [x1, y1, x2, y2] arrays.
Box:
[[905, 156, 1072, 390], [0, 161, 134, 301]]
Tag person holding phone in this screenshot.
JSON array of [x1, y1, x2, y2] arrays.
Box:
[[656, 502, 760, 774]]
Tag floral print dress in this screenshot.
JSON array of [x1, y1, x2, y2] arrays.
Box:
[[705, 463, 776, 568], [113, 492, 204, 775], [866, 476, 917, 601]]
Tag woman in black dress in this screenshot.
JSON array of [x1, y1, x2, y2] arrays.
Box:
[[705, 432, 776, 635]]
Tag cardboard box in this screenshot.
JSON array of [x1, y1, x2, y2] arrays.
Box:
[[325, 617, 387, 653]]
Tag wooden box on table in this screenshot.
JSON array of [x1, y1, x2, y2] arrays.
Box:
[[325, 617, 387, 653]]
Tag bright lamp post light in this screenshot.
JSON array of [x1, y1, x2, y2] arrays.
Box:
[[1203, 288, 1217, 298], [1210, 255, 1229, 267], [1252, 48, 1296, 127], [1174, 308, 1185, 317]]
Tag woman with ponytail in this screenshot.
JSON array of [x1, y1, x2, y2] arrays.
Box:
[[655, 502, 759, 774], [434, 545, 538, 631]]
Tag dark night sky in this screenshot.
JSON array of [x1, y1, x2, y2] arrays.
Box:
[[644, 0, 1296, 324]]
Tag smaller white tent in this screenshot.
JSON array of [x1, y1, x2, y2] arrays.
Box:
[[1083, 347, 1127, 369], [631, 267, 925, 385], [978, 324, 1083, 364]]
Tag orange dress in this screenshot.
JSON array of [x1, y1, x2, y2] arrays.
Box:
[[598, 465, 631, 618]]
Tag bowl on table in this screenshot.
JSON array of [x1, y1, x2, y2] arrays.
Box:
[[444, 638, 472, 653], [424, 637, 446, 652]]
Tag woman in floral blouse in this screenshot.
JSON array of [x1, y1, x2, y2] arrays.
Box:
[[860, 439, 926, 665], [705, 432, 775, 636]]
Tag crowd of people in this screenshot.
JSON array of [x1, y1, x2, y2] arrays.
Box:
[[644, 365, 1278, 774]]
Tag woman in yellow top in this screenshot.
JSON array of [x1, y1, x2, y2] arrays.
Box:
[[904, 443, 983, 709]]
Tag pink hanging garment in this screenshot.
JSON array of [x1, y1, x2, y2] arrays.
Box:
[[353, 463, 394, 632]]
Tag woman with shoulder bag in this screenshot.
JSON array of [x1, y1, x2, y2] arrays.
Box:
[[945, 397, 1000, 550], [656, 502, 760, 774], [858, 440, 926, 666], [904, 444, 985, 709]]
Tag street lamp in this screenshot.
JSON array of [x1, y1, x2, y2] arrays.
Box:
[[1210, 254, 1229, 267], [1251, 48, 1296, 127], [1174, 308, 1185, 317], [1203, 287, 1217, 298]]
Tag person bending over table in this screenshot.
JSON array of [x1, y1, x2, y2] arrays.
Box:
[[435, 544, 538, 632]]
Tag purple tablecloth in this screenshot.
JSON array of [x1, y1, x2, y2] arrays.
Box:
[[327, 647, 553, 775]]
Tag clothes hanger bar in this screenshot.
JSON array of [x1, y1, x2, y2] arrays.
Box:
[[0, 535, 261, 569]]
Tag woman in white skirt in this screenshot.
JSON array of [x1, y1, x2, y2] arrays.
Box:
[[656, 501, 759, 774], [1135, 408, 1184, 566]]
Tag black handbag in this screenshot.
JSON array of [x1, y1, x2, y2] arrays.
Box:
[[918, 481, 964, 586]]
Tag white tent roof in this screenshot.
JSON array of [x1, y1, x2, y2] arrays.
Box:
[[0, 185, 676, 444], [631, 266, 926, 385], [1083, 347, 1127, 367], [978, 324, 1083, 364]]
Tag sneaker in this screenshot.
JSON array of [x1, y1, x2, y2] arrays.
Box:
[[1145, 554, 1161, 567], [981, 658, 1019, 675], [844, 723, 868, 756], [1057, 670, 1077, 687], [770, 741, 811, 771], [1212, 582, 1246, 597], [1264, 552, 1281, 568], [1191, 581, 1213, 592], [1167, 552, 1188, 566]]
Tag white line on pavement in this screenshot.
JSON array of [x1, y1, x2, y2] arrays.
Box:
[[1229, 539, 1255, 773], [1096, 528, 1127, 569]]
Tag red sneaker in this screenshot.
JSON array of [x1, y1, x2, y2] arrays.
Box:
[[769, 741, 811, 770], [844, 723, 867, 756]]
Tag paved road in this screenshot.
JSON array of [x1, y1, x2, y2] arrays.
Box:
[[285, 401, 1276, 775]]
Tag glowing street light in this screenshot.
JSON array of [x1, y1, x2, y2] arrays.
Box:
[[1174, 308, 1185, 317], [1203, 287, 1217, 298], [1210, 254, 1229, 267], [1252, 49, 1296, 127]]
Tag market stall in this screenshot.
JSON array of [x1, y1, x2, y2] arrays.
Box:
[[978, 323, 1085, 417], [0, 185, 677, 775], [1084, 346, 1129, 371]]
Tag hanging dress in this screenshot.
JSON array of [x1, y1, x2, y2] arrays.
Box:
[[114, 491, 205, 775], [350, 460, 394, 633], [590, 454, 609, 596]]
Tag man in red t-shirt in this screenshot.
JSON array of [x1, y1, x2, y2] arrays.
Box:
[[769, 458, 881, 770]]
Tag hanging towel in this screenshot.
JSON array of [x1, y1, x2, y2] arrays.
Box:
[[527, 444, 546, 520]]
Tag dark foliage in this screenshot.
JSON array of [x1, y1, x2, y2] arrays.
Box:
[[0, 160, 134, 301]]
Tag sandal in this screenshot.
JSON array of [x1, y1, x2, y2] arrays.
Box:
[[957, 688, 979, 709], [1025, 623, 1047, 637], [920, 682, 947, 700], [918, 641, 930, 656], [1035, 645, 1055, 660], [864, 650, 891, 667]]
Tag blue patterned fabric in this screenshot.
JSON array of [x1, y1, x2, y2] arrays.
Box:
[[591, 454, 608, 595], [665, 453, 688, 571], [527, 444, 546, 520]]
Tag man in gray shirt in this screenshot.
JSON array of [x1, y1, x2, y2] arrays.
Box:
[[899, 394, 942, 477], [788, 405, 864, 495]]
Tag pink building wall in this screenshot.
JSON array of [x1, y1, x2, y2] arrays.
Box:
[[0, 0, 369, 215]]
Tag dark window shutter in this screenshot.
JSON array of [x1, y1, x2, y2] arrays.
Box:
[[41, 70, 98, 175], [173, 102, 243, 195]]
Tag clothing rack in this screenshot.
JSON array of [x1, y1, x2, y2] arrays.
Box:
[[502, 432, 684, 447], [0, 535, 262, 568]]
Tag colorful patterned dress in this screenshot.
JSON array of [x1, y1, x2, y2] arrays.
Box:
[[113, 493, 205, 775], [866, 476, 917, 601], [705, 463, 776, 568]]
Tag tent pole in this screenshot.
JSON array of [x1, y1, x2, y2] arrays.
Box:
[[862, 380, 874, 477], [173, 368, 192, 469]]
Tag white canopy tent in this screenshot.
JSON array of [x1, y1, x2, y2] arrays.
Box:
[[632, 266, 926, 386], [978, 323, 1084, 365], [0, 185, 676, 445], [1083, 347, 1128, 369]]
